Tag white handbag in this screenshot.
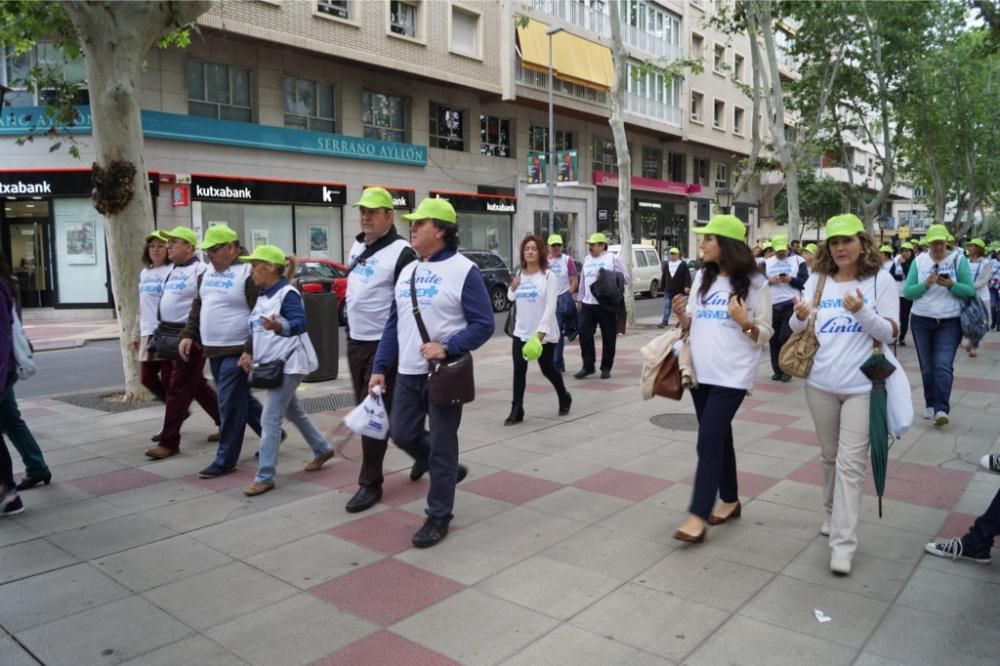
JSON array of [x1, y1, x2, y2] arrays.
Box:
[[883, 346, 913, 438]]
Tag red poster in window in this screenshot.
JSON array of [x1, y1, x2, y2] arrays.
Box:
[[172, 185, 190, 207]]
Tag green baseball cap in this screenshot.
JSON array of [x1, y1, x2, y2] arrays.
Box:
[[694, 215, 746, 242], [967, 238, 986, 250], [197, 225, 238, 249], [145, 230, 168, 243], [402, 197, 457, 224], [924, 224, 949, 243], [804, 243, 818, 254], [161, 226, 198, 246], [239, 244, 286, 265], [947, 233, 955, 243], [547, 234, 564, 245], [587, 232, 610, 245], [879, 245, 893, 254], [825, 214, 865, 239], [522, 336, 543, 361], [900, 242, 914, 250], [771, 235, 789, 252], [669, 247, 680, 255], [352, 187, 394, 210], [762, 242, 773, 250]]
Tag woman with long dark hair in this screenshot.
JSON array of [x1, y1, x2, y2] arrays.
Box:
[[671, 215, 773, 542], [504, 234, 571, 425], [0, 247, 34, 514]]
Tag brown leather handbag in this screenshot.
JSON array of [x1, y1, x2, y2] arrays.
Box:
[[778, 274, 826, 379], [652, 351, 684, 400]]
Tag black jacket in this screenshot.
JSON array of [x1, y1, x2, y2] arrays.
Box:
[[590, 268, 625, 311], [660, 260, 692, 295]]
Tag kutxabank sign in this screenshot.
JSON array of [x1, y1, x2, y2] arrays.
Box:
[[0, 107, 427, 167]]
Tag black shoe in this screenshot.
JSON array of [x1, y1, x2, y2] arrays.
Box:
[[456, 464, 468, 484], [151, 433, 162, 443], [345, 485, 382, 513], [198, 463, 237, 479], [16, 471, 52, 490], [924, 536, 992, 564], [412, 516, 451, 548], [780, 373, 792, 383], [1, 495, 24, 516], [574, 368, 595, 379], [600, 370, 611, 379], [771, 373, 783, 381], [555, 364, 565, 373], [504, 405, 524, 426], [281, 429, 288, 443], [410, 459, 428, 481], [558, 393, 573, 416], [898, 339, 906, 346]]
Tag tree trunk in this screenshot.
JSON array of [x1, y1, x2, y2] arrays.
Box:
[[608, 1, 634, 326], [62, 1, 211, 401]]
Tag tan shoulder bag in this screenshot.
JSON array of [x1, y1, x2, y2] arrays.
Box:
[[778, 274, 826, 379]]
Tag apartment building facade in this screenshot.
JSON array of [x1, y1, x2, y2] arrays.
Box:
[[0, 0, 759, 309]]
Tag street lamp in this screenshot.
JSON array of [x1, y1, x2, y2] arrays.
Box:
[[716, 187, 733, 213], [545, 25, 564, 237]]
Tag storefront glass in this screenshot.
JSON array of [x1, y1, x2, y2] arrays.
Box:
[[53, 198, 108, 304], [201, 202, 295, 253], [458, 212, 513, 268], [293, 205, 343, 262]]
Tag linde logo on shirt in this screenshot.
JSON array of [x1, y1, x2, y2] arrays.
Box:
[[399, 271, 443, 300], [195, 185, 251, 199], [695, 290, 733, 321], [516, 284, 540, 302], [767, 262, 793, 276], [818, 316, 865, 334], [486, 201, 515, 212], [0, 180, 52, 194], [819, 296, 869, 309]]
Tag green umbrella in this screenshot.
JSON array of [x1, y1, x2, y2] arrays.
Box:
[[860, 342, 896, 518]]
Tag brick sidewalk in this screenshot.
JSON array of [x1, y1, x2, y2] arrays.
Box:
[[22, 319, 120, 351], [2, 326, 998, 665]]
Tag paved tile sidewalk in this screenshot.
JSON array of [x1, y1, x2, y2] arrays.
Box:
[[2, 324, 999, 665]]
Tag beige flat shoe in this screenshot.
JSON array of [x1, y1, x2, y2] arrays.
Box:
[[304, 448, 335, 472], [243, 481, 275, 496]]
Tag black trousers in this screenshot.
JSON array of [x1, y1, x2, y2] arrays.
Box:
[[769, 301, 795, 375], [899, 297, 913, 342], [347, 338, 399, 488], [578, 303, 618, 372], [0, 436, 13, 489], [511, 338, 569, 408], [689, 384, 747, 519]]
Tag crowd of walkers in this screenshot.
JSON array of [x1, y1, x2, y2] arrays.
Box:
[[1, 200, 999, 566]]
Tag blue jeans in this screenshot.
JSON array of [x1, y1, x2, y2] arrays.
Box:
[[965, 488, 1000, 553], [689, 384, 747, 519], [909, 314, 962, 415], [990, 287, 1000, 330], [553, 292, 577, 370], [209, 354, 263, 469], [1, 378, 47, 476], [255, 374, 330, 483], [661, 291, 675, 325], [390, 373, 462, 520]]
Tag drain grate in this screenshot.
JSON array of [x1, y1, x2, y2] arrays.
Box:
[[300, 392, 359, 414], [650, 413, 700, 431]]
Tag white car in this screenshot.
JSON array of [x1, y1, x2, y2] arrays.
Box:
[[608, 244, 662, 297]]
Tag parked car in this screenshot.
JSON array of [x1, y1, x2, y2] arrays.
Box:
[[459, 249, 513, 312], [608, 244, 662, 297], [292, 257, 349, 325]]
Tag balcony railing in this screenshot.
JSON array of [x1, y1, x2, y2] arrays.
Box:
[[621, 23, 683, 60], [515, 58, 608, 106], [624, 92, 682, 127]]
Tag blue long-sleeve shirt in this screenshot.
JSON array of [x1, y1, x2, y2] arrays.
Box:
[[373, 247, 495, 374], [261, 277, 308, 337]]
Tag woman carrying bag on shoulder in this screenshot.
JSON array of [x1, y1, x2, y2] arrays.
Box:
[[789, 214, 899, 576], [504, 234, 571, 425], [239, 246, 334, 496], [671, 215, 772, 543]]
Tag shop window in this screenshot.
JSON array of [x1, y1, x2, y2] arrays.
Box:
[[451, 6, 481, 58], [532, 211, 576, 253], [667, 152, 686, 182], [283, 77, 335, 133], [690, 91, 703, 123], [316, 0, 350, 20], [429, 103, 465, 151], [715, 163, 728, 189], [641, 146, 662, 179], [362, 90, 406, 143], [390, 1, 419, 37], [187, 60, 252, 122], [713, 99, 725, 130], [458, 213, 513, 269], [480, 114, 511, 157], [733, 106, 745, 135], [592, 137, 618, 174], [528, 126, 574, 152], [54, 199, 109, 305], [2, 44, 89, 106], [694, 157, 709, 186]]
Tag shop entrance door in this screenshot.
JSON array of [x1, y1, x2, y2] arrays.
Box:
[[3, 200, 56, 308]]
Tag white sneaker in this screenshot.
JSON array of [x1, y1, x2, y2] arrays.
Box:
[[980, 453, 1000, 474], [820, 520, 831, 537], [934, 411, 949, 427], [922, 407, 934, 420], [830, 557, 852, 576]]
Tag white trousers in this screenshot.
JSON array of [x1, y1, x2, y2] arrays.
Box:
[[805, 385, 870, 561]]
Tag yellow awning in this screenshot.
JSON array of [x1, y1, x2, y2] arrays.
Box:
[[516, 19, 613, 91]]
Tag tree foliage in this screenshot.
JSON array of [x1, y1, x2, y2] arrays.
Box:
[[773, 168, 845, 237]]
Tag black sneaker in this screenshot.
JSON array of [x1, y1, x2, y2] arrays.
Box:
[[600, 370, 611, 379], [924, 537, 992, 564], [198, 464, 237, 479], [409, 459, 428, 481], [1, 494, 24, 517], [574, 368, 595, 379], [780, 373, 793, 383], [981, 453, 1000, 474], [771, 373, 783, 381], [412, 516, 451, 548], [456, 464, 468, 484]]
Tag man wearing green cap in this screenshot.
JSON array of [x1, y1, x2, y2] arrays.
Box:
[[343, 187, 418, 513], [369, 197, 494, 548], [658, 247, 691, 328], [546, 234, 578, 373], [764, 234, 808, 381], [575, 232, 629, 379], [178, 225, 265, 477]]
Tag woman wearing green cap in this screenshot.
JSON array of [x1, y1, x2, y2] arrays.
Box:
[[903, 224, 975, 426], [962, 239, 991, 358], [791, 214, 900, 575], [239, 246, 333, 496], [504, 234, 571, 425], [895, 243, 915, 345], [671, 215, 773, 543]]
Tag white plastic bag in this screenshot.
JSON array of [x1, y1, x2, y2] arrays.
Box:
[[343, 387, 389, 440], [884, 347, 912, 438], [10, 305, 35, 380]]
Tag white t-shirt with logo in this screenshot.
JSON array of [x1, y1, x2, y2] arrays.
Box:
[[765, 254, 805, 304], [199, 262, 253, 347], [581, 252, 615, 305], [548, 254, 573, 295], [910, 252, 965, 319], [346, 237, 411, 341], [689, 272, 770, 391], [508, 270, 559, 343], [138, 264, 172, 336], [249, 284, 319, 376], [158, 260, 208, 324], [801, 270, 899, 395]]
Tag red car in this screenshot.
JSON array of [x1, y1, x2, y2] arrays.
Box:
[[292, 257, 349, 325]]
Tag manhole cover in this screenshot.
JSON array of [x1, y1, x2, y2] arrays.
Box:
[[300, 392, 358, 414], [650, 413, 699, 431]]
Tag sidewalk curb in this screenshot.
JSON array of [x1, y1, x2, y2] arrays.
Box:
[[35, 334, 120, 353]]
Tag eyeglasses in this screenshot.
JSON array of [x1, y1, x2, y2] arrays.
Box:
[[205, 244, 227, 253]]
